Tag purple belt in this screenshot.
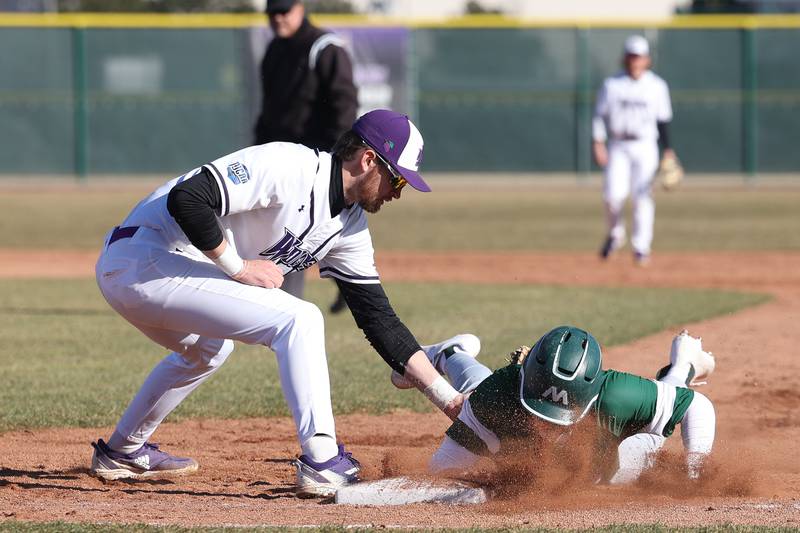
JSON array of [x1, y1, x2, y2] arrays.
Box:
[[107, 225, 139, 246]]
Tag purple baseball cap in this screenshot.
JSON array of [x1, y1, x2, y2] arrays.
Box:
[[352, 109, 430, 192]]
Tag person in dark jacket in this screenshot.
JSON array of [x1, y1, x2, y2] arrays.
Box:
[[254, 0, 358, 312]]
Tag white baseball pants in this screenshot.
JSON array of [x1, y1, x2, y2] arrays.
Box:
[[609, 391, 715, 484], [604, 139, 660, 255], [428, 351, 493, 473], [95, 227, 336, 453]]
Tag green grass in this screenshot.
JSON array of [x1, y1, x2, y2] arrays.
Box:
[[0, 278, 766, 432], [0, 181, 781, 431], [2, 183, 799, 251], [0, 187, 146, 249], [0, 522, 795, 532]]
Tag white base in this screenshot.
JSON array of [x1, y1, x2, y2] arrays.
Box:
[[334, 476, 488, 506]]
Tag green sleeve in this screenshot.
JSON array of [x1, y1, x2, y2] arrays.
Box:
[[595, 369, 695, 439], [595, 370, 659, 438]]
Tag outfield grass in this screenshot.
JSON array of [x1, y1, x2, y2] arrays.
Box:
[[0, 278, 766, 432], [1, 183, 799, 251]]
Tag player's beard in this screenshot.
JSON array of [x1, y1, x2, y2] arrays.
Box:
[[357, 172, 384, 213]]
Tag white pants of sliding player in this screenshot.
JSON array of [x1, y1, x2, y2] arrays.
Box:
[[610, 384, 716, 484], [95, 226, 336, 457], [604, 139, 660, 256], [429, 350, 492, 473]]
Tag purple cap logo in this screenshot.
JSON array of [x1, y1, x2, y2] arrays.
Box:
[[352, 109, 430, 193]]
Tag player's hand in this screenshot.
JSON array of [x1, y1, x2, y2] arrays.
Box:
[[232, 259, 284, 289], [442, 393, 466, 421], [593, 141, 608, 168]]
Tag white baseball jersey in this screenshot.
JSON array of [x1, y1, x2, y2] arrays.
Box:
[[120, 142, 380, 285], [97, 142, 386, 456], [592, 70, 672, 143]]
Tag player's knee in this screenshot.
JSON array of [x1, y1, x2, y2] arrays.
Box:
[[207, 339, 234, 367], [688, 391, 715, 420], [264, 300, 324, 349], [291, 300, 324, 332], [633, 187, 654, 202]]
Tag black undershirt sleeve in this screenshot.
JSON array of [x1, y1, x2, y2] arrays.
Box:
[[166, 168, 225, 251], [334, 279, 422, 374], [657, 121, 671, 151]]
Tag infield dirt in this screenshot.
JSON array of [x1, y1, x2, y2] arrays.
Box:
[[1, 250, 798, 528]]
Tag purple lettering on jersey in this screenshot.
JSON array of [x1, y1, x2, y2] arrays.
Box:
[[259, 228, 317, 272]]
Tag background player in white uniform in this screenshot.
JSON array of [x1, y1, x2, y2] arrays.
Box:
[[592, 35, 677, 265], [397, 328, 716, 485], [90, 110, 468, 497]]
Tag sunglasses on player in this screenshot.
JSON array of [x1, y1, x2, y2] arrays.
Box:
[[364, 143, 407, 190]]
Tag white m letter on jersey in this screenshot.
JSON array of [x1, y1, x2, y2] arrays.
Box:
[[542, 386, 569, 405]]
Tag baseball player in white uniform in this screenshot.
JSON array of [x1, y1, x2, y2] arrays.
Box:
[[90, 109, 468, 497], [592, 35, 677, 265]]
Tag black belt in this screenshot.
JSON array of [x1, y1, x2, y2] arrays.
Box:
[[108, 225, 139, 246], [612, 133, 641, 141]]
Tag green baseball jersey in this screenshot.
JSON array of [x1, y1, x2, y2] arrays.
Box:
[[446, 364, 694, 457]]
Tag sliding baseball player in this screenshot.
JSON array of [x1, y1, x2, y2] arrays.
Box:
[[399, 327, 716, 484]]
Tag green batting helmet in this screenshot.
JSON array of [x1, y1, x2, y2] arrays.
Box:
[[519, 326, 604, 426]]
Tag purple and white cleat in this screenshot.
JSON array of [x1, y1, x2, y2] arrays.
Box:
[[90, 439, 198, 480], [294, 444, 361, 498]]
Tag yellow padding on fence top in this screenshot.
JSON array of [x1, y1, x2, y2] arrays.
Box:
[[0, 12, 264, 28], [1, 12, 800, 29]]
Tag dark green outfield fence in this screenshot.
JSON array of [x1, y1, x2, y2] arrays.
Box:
[[1, 13, 799, 177]]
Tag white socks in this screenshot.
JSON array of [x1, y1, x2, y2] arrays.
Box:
[[302, 433, 339, 463]]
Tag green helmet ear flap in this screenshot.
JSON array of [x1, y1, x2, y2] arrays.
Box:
[[519, 326, 604, 426]]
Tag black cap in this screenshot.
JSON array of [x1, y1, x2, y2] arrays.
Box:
[[266, 0, 299, 13]]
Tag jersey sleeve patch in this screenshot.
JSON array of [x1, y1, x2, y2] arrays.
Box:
[[226, 161, 250, 185]]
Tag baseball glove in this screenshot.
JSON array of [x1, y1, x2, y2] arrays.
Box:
[[656, 154, 684, 191]]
